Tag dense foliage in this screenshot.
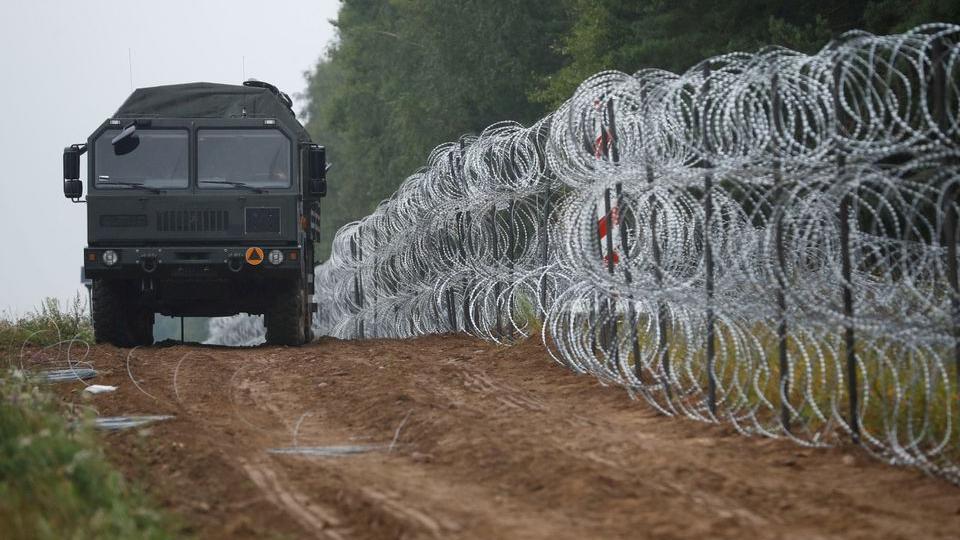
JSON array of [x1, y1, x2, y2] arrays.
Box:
[[0, 303, 178, 538], [0, 374, 175, 539], [302, 0, 959, 259]]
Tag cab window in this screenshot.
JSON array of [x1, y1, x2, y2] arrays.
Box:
[[94, 129, 189, 189], [198, 129, 291, 189]]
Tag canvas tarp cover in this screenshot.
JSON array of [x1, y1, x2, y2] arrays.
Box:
[[113, 82, 310, 141]]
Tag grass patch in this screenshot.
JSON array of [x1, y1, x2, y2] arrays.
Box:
[[0, 370, 177, 539], [578, 306, 959, 462], [0, 300, 180, 539], [612, 313, 960, 458], [0, 295, 93, 350], [512, 293, 543, 336]]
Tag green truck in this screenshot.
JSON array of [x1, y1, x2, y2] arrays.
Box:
[[63, 80, 327, 347]]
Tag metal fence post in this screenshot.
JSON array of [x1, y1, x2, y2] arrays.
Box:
[[444, 151, 459, 333], [445, 220, 456, 332], [839, 183, 858, 441], [591, 198, 604, 354], [650, 172, 671, 387], [373, 227, 379, 337], [593, 98, 620, 358], [539, 174, 552, 320], [834, 60, 859, 442], [508, 198, 517, 337], [704, 170, 717, 417], [647, 157, 670, 386], [491, 205, 503, 338], [616, 181, 642, 382], [638, 87, 667, 388], [603, 186, 618, 360], [350, 230, 365, 340], [456, 141, 474, 335], [771, 72, 791, 431], [702, 64, 718, 417], [358, 226, 365, 339], [458, 209, 470, 333]]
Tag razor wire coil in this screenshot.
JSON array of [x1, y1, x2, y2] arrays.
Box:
[[214, 24, 960, 482]]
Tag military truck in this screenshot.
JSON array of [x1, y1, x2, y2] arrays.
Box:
[[63, 80, 327, 347]]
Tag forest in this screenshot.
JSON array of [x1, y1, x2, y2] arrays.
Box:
[[301, 0, 960, 259]]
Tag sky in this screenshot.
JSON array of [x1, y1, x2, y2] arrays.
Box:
[[0, 0, 340, 315]]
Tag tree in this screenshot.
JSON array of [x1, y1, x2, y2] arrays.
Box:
[[534, 0, 958, 108], [302, 0, 958, 259], [534, 0, 880, 107], [302, 0, 569, 259]]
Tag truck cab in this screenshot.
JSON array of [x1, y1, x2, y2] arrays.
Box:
[[63, 81, 326, 347]]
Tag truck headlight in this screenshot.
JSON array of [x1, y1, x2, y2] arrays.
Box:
[[268, 249, 284, 265], [102, 250, 119, 267]]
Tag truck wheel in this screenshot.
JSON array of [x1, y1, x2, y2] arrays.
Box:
[[303, 290, 313, 343], [130, 309, 155, 346], [265, 280, 306, 346], [92, 280, 154, 347]]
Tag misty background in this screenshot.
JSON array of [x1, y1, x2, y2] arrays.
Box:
[[2, 0, 956, 319], [0, 0, 338, 315]]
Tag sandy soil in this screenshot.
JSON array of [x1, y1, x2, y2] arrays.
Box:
[[47, 335, 960, 539]]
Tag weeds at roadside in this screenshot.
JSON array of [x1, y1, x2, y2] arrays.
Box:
[[0, 301, 181, 539], [0, 294, 93, 352]]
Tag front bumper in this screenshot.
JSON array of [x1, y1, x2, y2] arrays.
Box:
[[83, 245, 304, 279]]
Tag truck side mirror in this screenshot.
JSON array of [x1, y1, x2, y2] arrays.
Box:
[[64, 179, 83, 199], [64, 146, 81, 180], [309, 178, 327, 197], [63, 145, 85, 200], [308, 145, 326, 180], [306, 145, 327, 198]]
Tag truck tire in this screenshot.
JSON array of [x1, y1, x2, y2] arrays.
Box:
[[130, 308, 155, 346], [92, 280, 154, 347], [265, 280, 306, 346], [303, 287, 313, 343]]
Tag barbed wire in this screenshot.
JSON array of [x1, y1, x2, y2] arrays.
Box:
[[215, 24, 960, 482]]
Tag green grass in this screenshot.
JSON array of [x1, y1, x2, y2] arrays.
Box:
[[615, 314, 960, 458], [511, 293, 543, 336], [0, 370, 178, 539], [0, 299, 180, 540], [0, 295, 93, 350]]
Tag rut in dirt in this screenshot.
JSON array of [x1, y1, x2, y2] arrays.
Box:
[[59, 335, 960, 539]]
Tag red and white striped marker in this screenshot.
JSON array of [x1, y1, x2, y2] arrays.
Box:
[[597, 204, 620, 266]]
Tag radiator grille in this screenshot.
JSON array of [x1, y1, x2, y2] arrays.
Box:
[[156, 209, 229, 232]]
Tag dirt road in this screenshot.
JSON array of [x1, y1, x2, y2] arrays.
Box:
[[53, 335, 960, 539]]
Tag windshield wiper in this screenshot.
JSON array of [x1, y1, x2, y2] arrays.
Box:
[[199, 180, 267, 193], [101, 180, 164, 194]]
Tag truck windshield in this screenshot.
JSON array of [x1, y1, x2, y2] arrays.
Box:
[[198, 129, 291, 189], [95, 129, 188, 189]]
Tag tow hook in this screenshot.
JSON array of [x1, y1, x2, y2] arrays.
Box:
[[140, 255, 158, 273], [227, 256, 243, 272]]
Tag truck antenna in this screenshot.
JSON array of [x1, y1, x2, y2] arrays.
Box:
[[242, 56, 246, 81], [128, 48, 133, 91]]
